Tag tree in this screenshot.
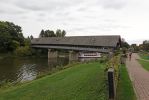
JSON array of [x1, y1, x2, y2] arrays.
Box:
[[9, 40, 20, 51], [56, 29, 62, 37], [121, 41, 130, 48], [39, 29, 45, 38], [61, 30, 66, 37], [48, 30, 55, 37], [0, 21, 24, 52], [30, 35, 33, 40], [131, 44, 139, 52], [39, 29, 66, 38], [121, 38, 130, 48], [141, 40, 149, 51]]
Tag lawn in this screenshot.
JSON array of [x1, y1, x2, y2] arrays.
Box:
[[116, 64, 136, 100], [138, 59, 149, 71], [0, 62, 107, 100], [138, 52, 149, 71], [139, 52, 149, 60]]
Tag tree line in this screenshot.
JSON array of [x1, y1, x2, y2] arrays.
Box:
[[39, 29, 66, 38]]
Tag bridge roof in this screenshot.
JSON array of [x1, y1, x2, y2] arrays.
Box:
[[31, 35, 121, 47]]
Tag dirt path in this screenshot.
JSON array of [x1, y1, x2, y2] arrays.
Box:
[[126, 53, 149, 100]]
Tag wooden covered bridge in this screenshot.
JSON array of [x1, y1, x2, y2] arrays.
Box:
[[31, 35, 121, 60]]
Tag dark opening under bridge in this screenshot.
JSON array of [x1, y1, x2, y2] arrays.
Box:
[[31, 35, 121, 53]]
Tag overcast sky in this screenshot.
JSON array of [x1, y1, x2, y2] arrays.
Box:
[[0, 0, 149, 44]]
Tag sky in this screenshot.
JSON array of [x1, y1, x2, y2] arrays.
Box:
[[0, 0, 149, 44]]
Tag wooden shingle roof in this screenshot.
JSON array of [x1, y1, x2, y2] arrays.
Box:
[[31, 35, 121, 47]]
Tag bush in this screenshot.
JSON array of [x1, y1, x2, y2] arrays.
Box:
[[9, 40, 20, 51], [14, 46, 32, 56], [106, 56, 121, 87], [99, 56, 109, 63]]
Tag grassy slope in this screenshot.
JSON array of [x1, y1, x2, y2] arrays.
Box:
[[116, 64, 136, 100], [0, 62, 107, 100], [138, 60, 149, 71]]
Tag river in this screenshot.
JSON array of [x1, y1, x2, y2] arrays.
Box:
[[0, 57, 69, 84]]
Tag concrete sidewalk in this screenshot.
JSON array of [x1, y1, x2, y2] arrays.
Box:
[[126, 53, 149, 100]]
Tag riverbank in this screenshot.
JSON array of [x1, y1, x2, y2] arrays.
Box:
[[0, 62, 107, 100], [0, 52, 48, 61]]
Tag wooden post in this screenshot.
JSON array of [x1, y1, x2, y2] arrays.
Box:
[[108, 68, 115, 100]]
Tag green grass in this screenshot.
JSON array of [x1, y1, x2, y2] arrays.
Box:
[[0, 62, 107, 100], [139, 52, 149, 60], [138, 53, 149, 71], [116, 64, 136, 100], [138, 59, 149, 71]]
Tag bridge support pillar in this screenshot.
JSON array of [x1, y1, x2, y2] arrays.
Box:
[[48, 49, 58, 59], [69, 51, 78, 63]]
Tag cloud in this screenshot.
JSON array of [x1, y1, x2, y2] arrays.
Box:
[[98, 0, 128, 9], [0, 2, 25, 14], [0, 0, 149, 44], [14, 0, 85, 12]]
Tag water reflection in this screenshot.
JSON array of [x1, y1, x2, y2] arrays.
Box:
[[17, 64, 37, 82], [0, 57, 69, 84], [0, 57, 98, 84]]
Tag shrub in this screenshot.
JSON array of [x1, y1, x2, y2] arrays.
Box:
[[99, 56, 109, 63], [9, 40, 20, 51], [14, 46, 32, 56], [106, 56, 121, 87]]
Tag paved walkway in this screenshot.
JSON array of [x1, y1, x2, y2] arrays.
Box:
[[126, 53, 149, 100]]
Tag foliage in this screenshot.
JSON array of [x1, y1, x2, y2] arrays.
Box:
[[28, 35, 33, 40], [24, 38, 31, 46], [99, 56, 109, 63], [114, 50, 121, 56], [9, 40, 20, 51], [0, 21, 24, 52], [56, 29, 66, 37], [39, 29, 66, 38], [139, 40, 149, 51], [116, 64, 136, 100], [106, 56, 121, 87], [121, 38, 130, 48], [131, 44, 139, 52], [0, 62, 107, 100], [14, 46, 32, 56]]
